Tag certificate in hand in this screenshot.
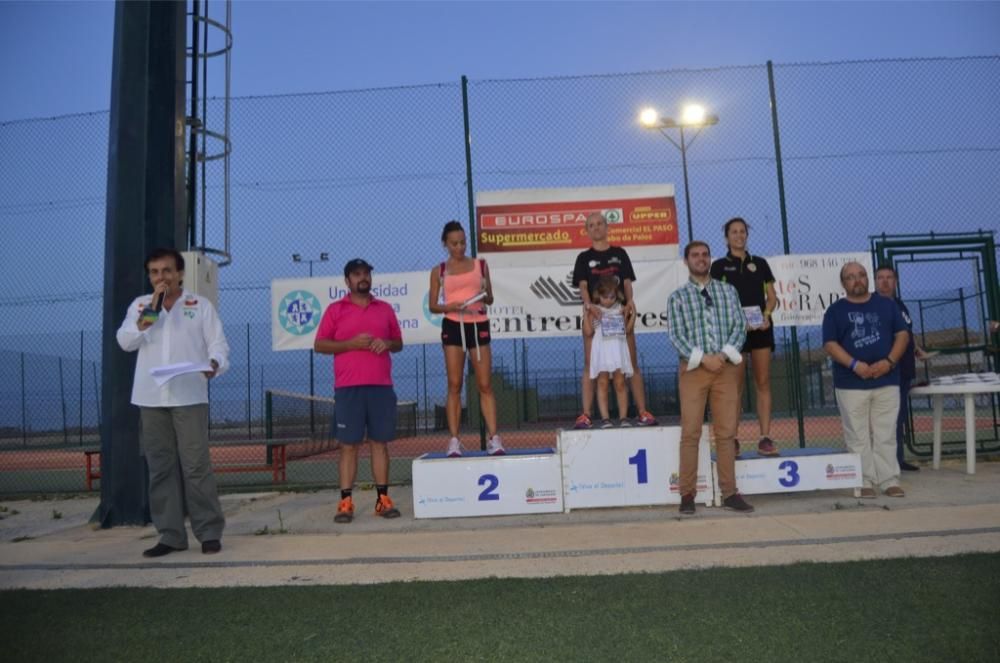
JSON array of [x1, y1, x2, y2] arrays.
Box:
[[743, 306, 765, 329], [600, 313, 626, 336]]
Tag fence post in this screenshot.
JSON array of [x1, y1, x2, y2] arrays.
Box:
[[422, 344, 428, 433], [59, 357, 68, 446], [80, 330, 85, 445], [768, 60, 806, 447], [21, 352, 27, 447], [246, 322, 252, 439]]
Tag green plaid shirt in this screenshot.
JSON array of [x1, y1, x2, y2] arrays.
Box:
[[667, 278, 747, 364]]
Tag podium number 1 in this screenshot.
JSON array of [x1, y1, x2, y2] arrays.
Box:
[[628, 449, 648, 484], [478, 474, 500, 501]]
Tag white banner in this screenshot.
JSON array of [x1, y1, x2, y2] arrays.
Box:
[[271, 272, 438, 351], [270, 252, 872, 349], [768, 252, 873, 327]]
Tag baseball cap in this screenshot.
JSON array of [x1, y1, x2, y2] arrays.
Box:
[[343, 258, 374, 277]]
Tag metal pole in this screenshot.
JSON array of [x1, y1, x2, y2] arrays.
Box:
[[308, 261, 316, 433], [422, 344, 428, 434], [246, 322, 251, 439], [767, 60, 805, 447], [79, 330, 84, 445], [187, 0, 200, 247], [59, 357, 68, 446], [679, 126, 693, 243], [20, 352, 26, 447]]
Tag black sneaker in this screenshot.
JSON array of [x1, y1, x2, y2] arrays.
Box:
[[722, 493, 755, 513], [201, 540, 222, 555], [900, 461, 920, 472], [679, 493, 696, 515], [142, 542, 186, 558]]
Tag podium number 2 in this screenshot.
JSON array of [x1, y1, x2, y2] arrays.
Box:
[[778, 460, 800, 487], [628, 449, 648, 484], [478, 474, 500, 501]]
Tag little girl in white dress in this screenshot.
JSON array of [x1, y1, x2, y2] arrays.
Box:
[[585, 275, 635, 428]]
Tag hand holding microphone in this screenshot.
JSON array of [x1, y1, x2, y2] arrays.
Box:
[[138, 282, 169, 330]]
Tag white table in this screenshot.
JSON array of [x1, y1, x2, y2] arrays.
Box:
[[909, 374, 1000, 475]]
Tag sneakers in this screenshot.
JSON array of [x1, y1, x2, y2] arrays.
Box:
[[722, 493, 755, 513], [757, 437, 780, 457], [859, 487, 877, 499], [636, 411, 658, 426], [142, 542, 186, 558], [600, 419, 614, 429], [375, 494, 401, 518], [201, 540, 222, 555], [679, 493, 696, 515], [619, 419, 633, 428], [334, 496, 355, 523], [487, 435, 506, 456], [900, 461, 920, 472], [884, 485, 905, 498], [574, 413, 593, 430], [446, 437, 462, 457]]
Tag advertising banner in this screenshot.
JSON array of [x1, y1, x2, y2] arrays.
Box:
[[270, 252, 872, 349], [768, 252, 873, 327], [476, 184, 679, 267]]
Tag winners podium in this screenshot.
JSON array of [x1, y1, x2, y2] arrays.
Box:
[[412, 448, 563, 519], [559, 426, 712, 511], [717, 447, 863, 505], [410, 428, 862, 520]]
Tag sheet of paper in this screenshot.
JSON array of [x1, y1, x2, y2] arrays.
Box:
[[600, 313, 626, 337], [462, 291, 487, 308], [150, 361, 214, 387]]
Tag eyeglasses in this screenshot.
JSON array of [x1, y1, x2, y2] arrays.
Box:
[[700, 289, 713, 308]]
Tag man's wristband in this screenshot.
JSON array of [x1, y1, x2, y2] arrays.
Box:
[[886, 356, 896, 367], [849, 359, 858, 371]]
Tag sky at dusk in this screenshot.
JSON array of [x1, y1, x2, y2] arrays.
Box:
[[1, 1, 999, 122]]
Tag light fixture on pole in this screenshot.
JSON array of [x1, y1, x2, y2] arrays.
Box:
[[639, 104, 719, 243], [291, 252, 329, 430]]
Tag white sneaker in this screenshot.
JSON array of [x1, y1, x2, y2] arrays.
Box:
[[486, 435, 506, 456], [446, 437, 462, 457]]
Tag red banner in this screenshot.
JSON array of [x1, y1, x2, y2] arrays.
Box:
[[476, 190, 678, 254]]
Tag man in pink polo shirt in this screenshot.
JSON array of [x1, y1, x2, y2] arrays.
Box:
[[314, 258, 404, 523]]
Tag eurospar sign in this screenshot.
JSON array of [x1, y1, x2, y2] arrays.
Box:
[[476, 184, 680, 266]]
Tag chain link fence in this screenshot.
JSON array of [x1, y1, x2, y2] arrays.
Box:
[[1, 56, 997, 494]]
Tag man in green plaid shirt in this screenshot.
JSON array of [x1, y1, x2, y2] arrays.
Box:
[[667, 241, 754, 514]]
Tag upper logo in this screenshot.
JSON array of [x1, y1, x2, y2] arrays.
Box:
[[278, 290, 322, 335], [530, 271, 582, 307]]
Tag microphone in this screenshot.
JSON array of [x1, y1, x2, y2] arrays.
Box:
[[152, 290, 165, 312]]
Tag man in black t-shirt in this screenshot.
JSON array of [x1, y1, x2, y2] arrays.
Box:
[[571, 212, 658, 429]]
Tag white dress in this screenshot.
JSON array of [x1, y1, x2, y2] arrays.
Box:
[[589, 304, 634, 379]]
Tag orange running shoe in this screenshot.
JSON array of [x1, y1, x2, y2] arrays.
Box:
[[375, 494, 401, 518], [334, 496, 354, 523]]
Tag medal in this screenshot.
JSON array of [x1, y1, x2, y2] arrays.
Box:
[[747, 263, 757, 272]]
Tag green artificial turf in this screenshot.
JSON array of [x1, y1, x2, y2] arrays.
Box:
[[4, 553, 999, 662]]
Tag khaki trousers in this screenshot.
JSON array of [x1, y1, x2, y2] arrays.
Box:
[[835, 386, 901, 490], [140, 404, 225, 548], [679, 361, 740, 498]]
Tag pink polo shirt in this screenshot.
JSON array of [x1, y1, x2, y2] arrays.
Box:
[[315, 294, 402, 388]]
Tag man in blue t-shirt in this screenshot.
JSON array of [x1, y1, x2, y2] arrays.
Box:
[[822, 262, 910, 498]]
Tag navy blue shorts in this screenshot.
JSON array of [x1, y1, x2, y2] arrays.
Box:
[[332, 386, 397, 444]]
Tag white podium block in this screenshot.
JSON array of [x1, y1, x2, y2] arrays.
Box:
[[559, 426, 712, 511], [715, 448, 863, 503], [412, 448, 563, 519]]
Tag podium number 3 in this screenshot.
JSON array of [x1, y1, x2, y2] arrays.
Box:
[[478, 474, 500, 501], [778, 460, 800, 487], [628, 449, 648, 484]]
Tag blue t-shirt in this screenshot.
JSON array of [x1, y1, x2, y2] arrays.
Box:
[[822, 294, 907, 390]]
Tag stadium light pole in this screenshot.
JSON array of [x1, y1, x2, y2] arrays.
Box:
[[639, 104, 719, 243], [292, 253, 328, 432]]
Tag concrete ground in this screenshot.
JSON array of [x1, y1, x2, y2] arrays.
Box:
[[1, 457, 998, 589]]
